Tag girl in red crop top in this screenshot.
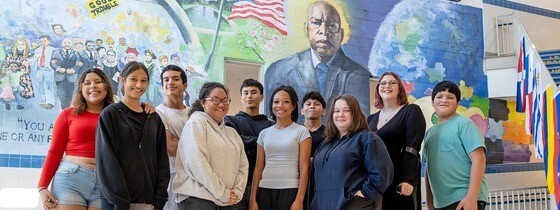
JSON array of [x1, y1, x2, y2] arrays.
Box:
[[37, 68, 114, 210], [37, 68, 155, 210]]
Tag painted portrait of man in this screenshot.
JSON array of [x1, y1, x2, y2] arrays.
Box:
[[264, 1, 371, 122]]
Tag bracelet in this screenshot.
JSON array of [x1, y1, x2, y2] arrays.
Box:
[[38, 188, 47, 192]]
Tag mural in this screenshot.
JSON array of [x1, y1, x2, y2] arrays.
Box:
[[0, 0, 538, 166], [0, 0, 206, 156], [264, 1, 371, 122]]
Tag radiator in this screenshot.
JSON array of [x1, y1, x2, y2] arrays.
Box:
[[487, 187, 551, 210]]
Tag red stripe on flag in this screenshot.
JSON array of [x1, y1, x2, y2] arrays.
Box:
[[230, 5, 286, 21], [231, 1, 285, 16], [228, 0, 287, 35]]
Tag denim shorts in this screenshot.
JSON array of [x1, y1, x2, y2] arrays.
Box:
[[51, 160, 101, 208]]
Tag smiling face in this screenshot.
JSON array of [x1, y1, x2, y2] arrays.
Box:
[[301, 99, 325, 121], [272, 90, 295, 121], [53, 25, 64, 35], [241, 86, 263, 110], [203, 87, 230, 123], [121, 68, 148, 100], [106, 52, 116, 63], [332, 99, 352, 135], [162, 70, 187, 97], [432, 90, 459, 122], [378, 74, 400, 101], [81, 72, 108, 107], [306, 2, 343, 61], [126, 53, 137, 62]]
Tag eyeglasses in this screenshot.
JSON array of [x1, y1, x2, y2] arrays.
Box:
[[379, 80, 399, 87], [308, 19, 341, 33], [205, 97, 231, 105]]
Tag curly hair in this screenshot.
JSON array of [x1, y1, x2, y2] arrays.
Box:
[[188, 82, 229, 117], [71, 68, 114, 115]]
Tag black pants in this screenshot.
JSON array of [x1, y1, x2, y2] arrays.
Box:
[[56, 79, 74, 109], [344, 196, 382, 210], [178, 196, 234, 210], [382, 182, 421, 210], [233, 183, 251, 210], [435, 200, 486, 210], [256, 187, 298, 210]]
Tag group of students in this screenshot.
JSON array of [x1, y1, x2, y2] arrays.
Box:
[[36, 62, 488, 210]]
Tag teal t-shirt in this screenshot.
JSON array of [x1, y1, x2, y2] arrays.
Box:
[[421, 114, 488, 208]]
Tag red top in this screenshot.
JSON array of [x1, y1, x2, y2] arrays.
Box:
[[38, 107, 100, 188]]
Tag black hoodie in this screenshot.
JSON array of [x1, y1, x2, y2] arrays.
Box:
[[96, 102, 169, 210], [224, 111, 274, 181]]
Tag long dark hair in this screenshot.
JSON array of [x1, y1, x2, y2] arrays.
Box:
[[269, 85, 299, 122], [374, 71, 408, 109], [324, 94, 368, 141], [188, 82, 229, 117], [120, 61, 149, 95], [72, 68, 114, 115]]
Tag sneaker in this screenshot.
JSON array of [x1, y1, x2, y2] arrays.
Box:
[[17, 105, 24, 110]]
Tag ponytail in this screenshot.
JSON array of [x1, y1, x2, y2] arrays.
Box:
[[188, 99, 203, 117], [188, 82, 229, 117]]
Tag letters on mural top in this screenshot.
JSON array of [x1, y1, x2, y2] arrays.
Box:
[[0, 0, 530, 163]]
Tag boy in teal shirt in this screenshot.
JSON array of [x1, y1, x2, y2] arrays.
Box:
[[422, 81, 488, 210]]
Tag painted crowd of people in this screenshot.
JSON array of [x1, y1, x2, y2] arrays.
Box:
[[0, 29, 206, 112]]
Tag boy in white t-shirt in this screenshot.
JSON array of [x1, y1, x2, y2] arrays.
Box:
[[155, 65, 190, 210]]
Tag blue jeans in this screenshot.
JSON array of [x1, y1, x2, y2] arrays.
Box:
[[51, 160, 101, 208], [36, 66, 56, 105]]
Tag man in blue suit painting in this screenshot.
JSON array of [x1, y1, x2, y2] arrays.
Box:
[[264, 1, 371, 123]]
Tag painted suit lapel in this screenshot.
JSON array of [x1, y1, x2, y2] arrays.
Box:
[[295, 50, 318, 92]]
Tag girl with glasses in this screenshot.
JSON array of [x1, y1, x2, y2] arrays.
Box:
[[368, 71, 426, 210], [173, 82, 248, 210]]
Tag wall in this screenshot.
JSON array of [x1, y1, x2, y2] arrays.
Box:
[[483, 2, 560, 53], [0, 0, 542, 208]]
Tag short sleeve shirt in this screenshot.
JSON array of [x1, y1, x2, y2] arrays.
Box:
[[421, 114, 488, 208], [257, 122, 310, 189]]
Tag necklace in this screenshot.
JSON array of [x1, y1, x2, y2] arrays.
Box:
[[380, 110, 397, 122]]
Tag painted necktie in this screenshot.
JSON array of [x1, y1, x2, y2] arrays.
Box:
[[316, 62, 328, 90]]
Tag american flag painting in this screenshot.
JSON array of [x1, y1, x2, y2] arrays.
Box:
[[228, 0, 287, 35]]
